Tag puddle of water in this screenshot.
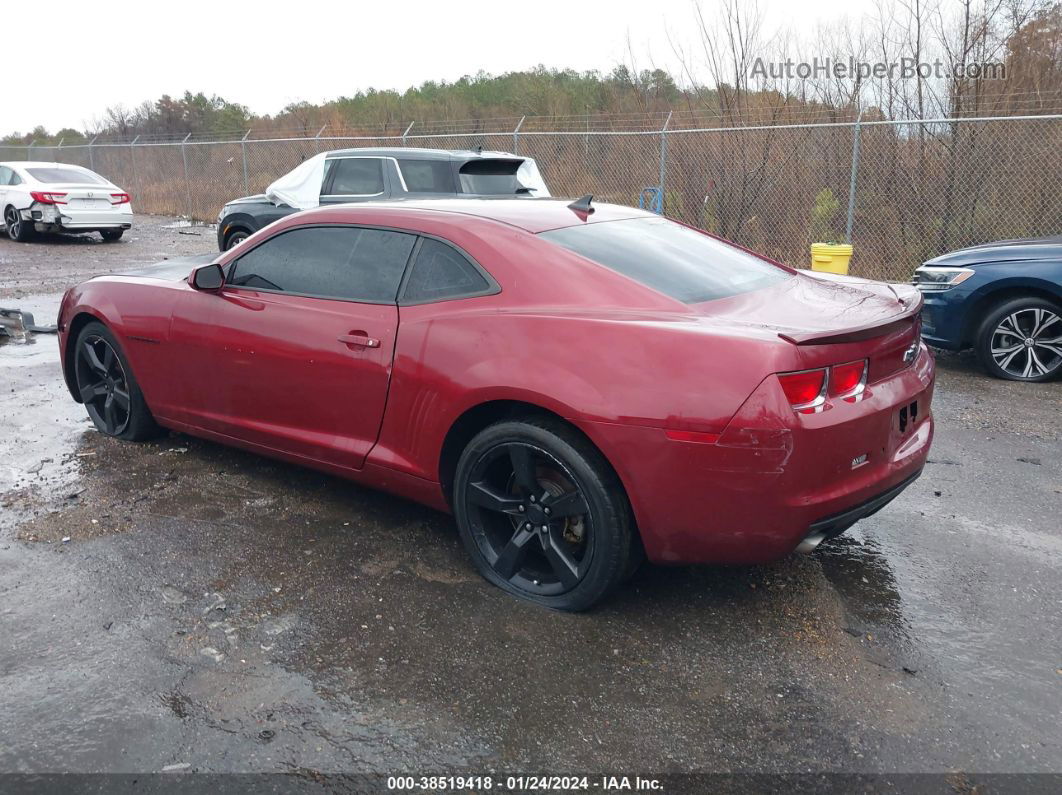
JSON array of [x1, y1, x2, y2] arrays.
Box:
[[0, 291, 89, 525]]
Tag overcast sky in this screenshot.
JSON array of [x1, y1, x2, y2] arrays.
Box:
[[9, 0, 877, 133]]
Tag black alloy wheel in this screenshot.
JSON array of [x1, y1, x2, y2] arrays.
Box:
[[76, 334, 132, 436], [454, 418, 635, 611], [5, 206, 33, 241], [73, 321, 161, 440]]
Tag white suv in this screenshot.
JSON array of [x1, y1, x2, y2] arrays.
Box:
[[0, 161, 133, 242]]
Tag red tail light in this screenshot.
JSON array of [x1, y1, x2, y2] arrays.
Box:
[[30, 191, 67, 204], [777, 368, 827, 412], [110, 193, 131, 205], [829, 359, 868, 397]]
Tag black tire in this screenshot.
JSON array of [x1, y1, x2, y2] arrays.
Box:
[[4, 205, 35, 242], [100, 229, 124, 242], [73, 321, 162, 441], [224, 229, 250, 250], [453, 416, 635, 611], [974, 296, 1062, 382]]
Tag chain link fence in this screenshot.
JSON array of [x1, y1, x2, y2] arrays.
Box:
[[3, 114, 1059, 281]]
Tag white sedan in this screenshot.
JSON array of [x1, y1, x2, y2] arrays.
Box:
[[0, 161, 133, 242]]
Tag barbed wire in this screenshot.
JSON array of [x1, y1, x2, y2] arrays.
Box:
[[6, 103, 1062, 147]]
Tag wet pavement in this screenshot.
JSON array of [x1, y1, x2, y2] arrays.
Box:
[[1, 216, 1060, 784]]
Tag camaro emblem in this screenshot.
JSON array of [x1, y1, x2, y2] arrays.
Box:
[[903, 343, 918, 363]]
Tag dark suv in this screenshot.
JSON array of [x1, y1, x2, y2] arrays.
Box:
[[216, 147, 549, 251]]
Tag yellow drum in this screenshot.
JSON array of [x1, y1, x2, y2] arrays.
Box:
[[810, 243, 853, 275]]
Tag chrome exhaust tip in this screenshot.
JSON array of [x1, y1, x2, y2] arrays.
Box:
[[795, 532, 828, 554]]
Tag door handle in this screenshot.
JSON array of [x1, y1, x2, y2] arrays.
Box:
[[338, 333, 380, 348]]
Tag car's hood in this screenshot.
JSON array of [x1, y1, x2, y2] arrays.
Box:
[[109, 253, 217, 282], [224, 194, 272, 206], [693, 270, 920, 344], [923, 236, 1062, 268]]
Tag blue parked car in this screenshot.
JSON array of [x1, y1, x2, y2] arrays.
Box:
[[914, 236, 1062, 381]]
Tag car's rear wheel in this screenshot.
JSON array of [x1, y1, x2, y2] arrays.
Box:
[[453, 417, 635, 611], [975, 297, 1062, 382], [74, 322, 161, 441], [100, 229, 124, 242], [225, 229, 250, 250], [4, 206, 34, 242]]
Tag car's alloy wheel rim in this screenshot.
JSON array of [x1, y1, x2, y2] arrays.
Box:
[[5, 208, 20, 239], [465, 442, 594, 596], [991, 308, 1062, 378], [75, 336, 131, 435], [227, 232, 248, 249]]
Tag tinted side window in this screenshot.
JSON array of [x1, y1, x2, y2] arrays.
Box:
[[229, 226, 415, 303], [326, 158, 384, 195], [402, 239, 490, 303], [9, 171, 21, 185], [398, 160, 454, 193], [0, 167, 11, 185]]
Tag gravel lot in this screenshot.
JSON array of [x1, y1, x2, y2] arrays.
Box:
[[1, 216, 1060, 788]]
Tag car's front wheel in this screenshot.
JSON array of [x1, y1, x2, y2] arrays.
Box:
[[73, 321, 161, 440], [225, 229, 250, 250], [4, 206, 34, 242], [453, 417, 636, 611], [975, 297, 1062, 382]]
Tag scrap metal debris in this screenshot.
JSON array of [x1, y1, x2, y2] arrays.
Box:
[[0, 308, 58, 339]]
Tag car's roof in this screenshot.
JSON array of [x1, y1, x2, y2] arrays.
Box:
[[303, 198, 655, 234], [323, 147, 522, 162]]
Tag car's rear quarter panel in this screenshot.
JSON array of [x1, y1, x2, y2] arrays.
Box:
[[580, 345, 935, 564]]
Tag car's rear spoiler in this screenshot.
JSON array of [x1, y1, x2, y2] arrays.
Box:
[[778, 293, 923, 345]]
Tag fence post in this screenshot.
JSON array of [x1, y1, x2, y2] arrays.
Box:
[[658, 111, 672, 215], [129, 135, 140, 200], [402, 121, 415, 147], [241, 129, 251, 195], [315, 125, 327, 153], [512, 116, 526, 154], [845, 111, 863, 245], [181, 133, 192, 220], [28, 139, 36, 160], [88, 135, 98, 172]]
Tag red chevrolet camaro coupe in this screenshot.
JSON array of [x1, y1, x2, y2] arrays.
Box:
[[58, 198, 935, 610]]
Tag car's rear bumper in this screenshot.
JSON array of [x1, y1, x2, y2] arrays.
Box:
[[577, 344, 935, 565], [794, 468, 922, 552], [24, 204, 133, 231]]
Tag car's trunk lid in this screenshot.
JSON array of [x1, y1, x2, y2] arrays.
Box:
[[41, 184, 122, 212], [693, 270, 923, 381]]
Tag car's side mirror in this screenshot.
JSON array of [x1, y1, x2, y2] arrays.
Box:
[[192, 263, 224, 291]]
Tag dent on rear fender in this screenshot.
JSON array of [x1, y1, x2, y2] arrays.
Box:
[[709, 376, 795, 479]]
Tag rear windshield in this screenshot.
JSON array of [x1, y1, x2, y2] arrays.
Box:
[[540, 217, 790, 303], [458, 159, 526, 195], [27, 167, 106, 184]]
